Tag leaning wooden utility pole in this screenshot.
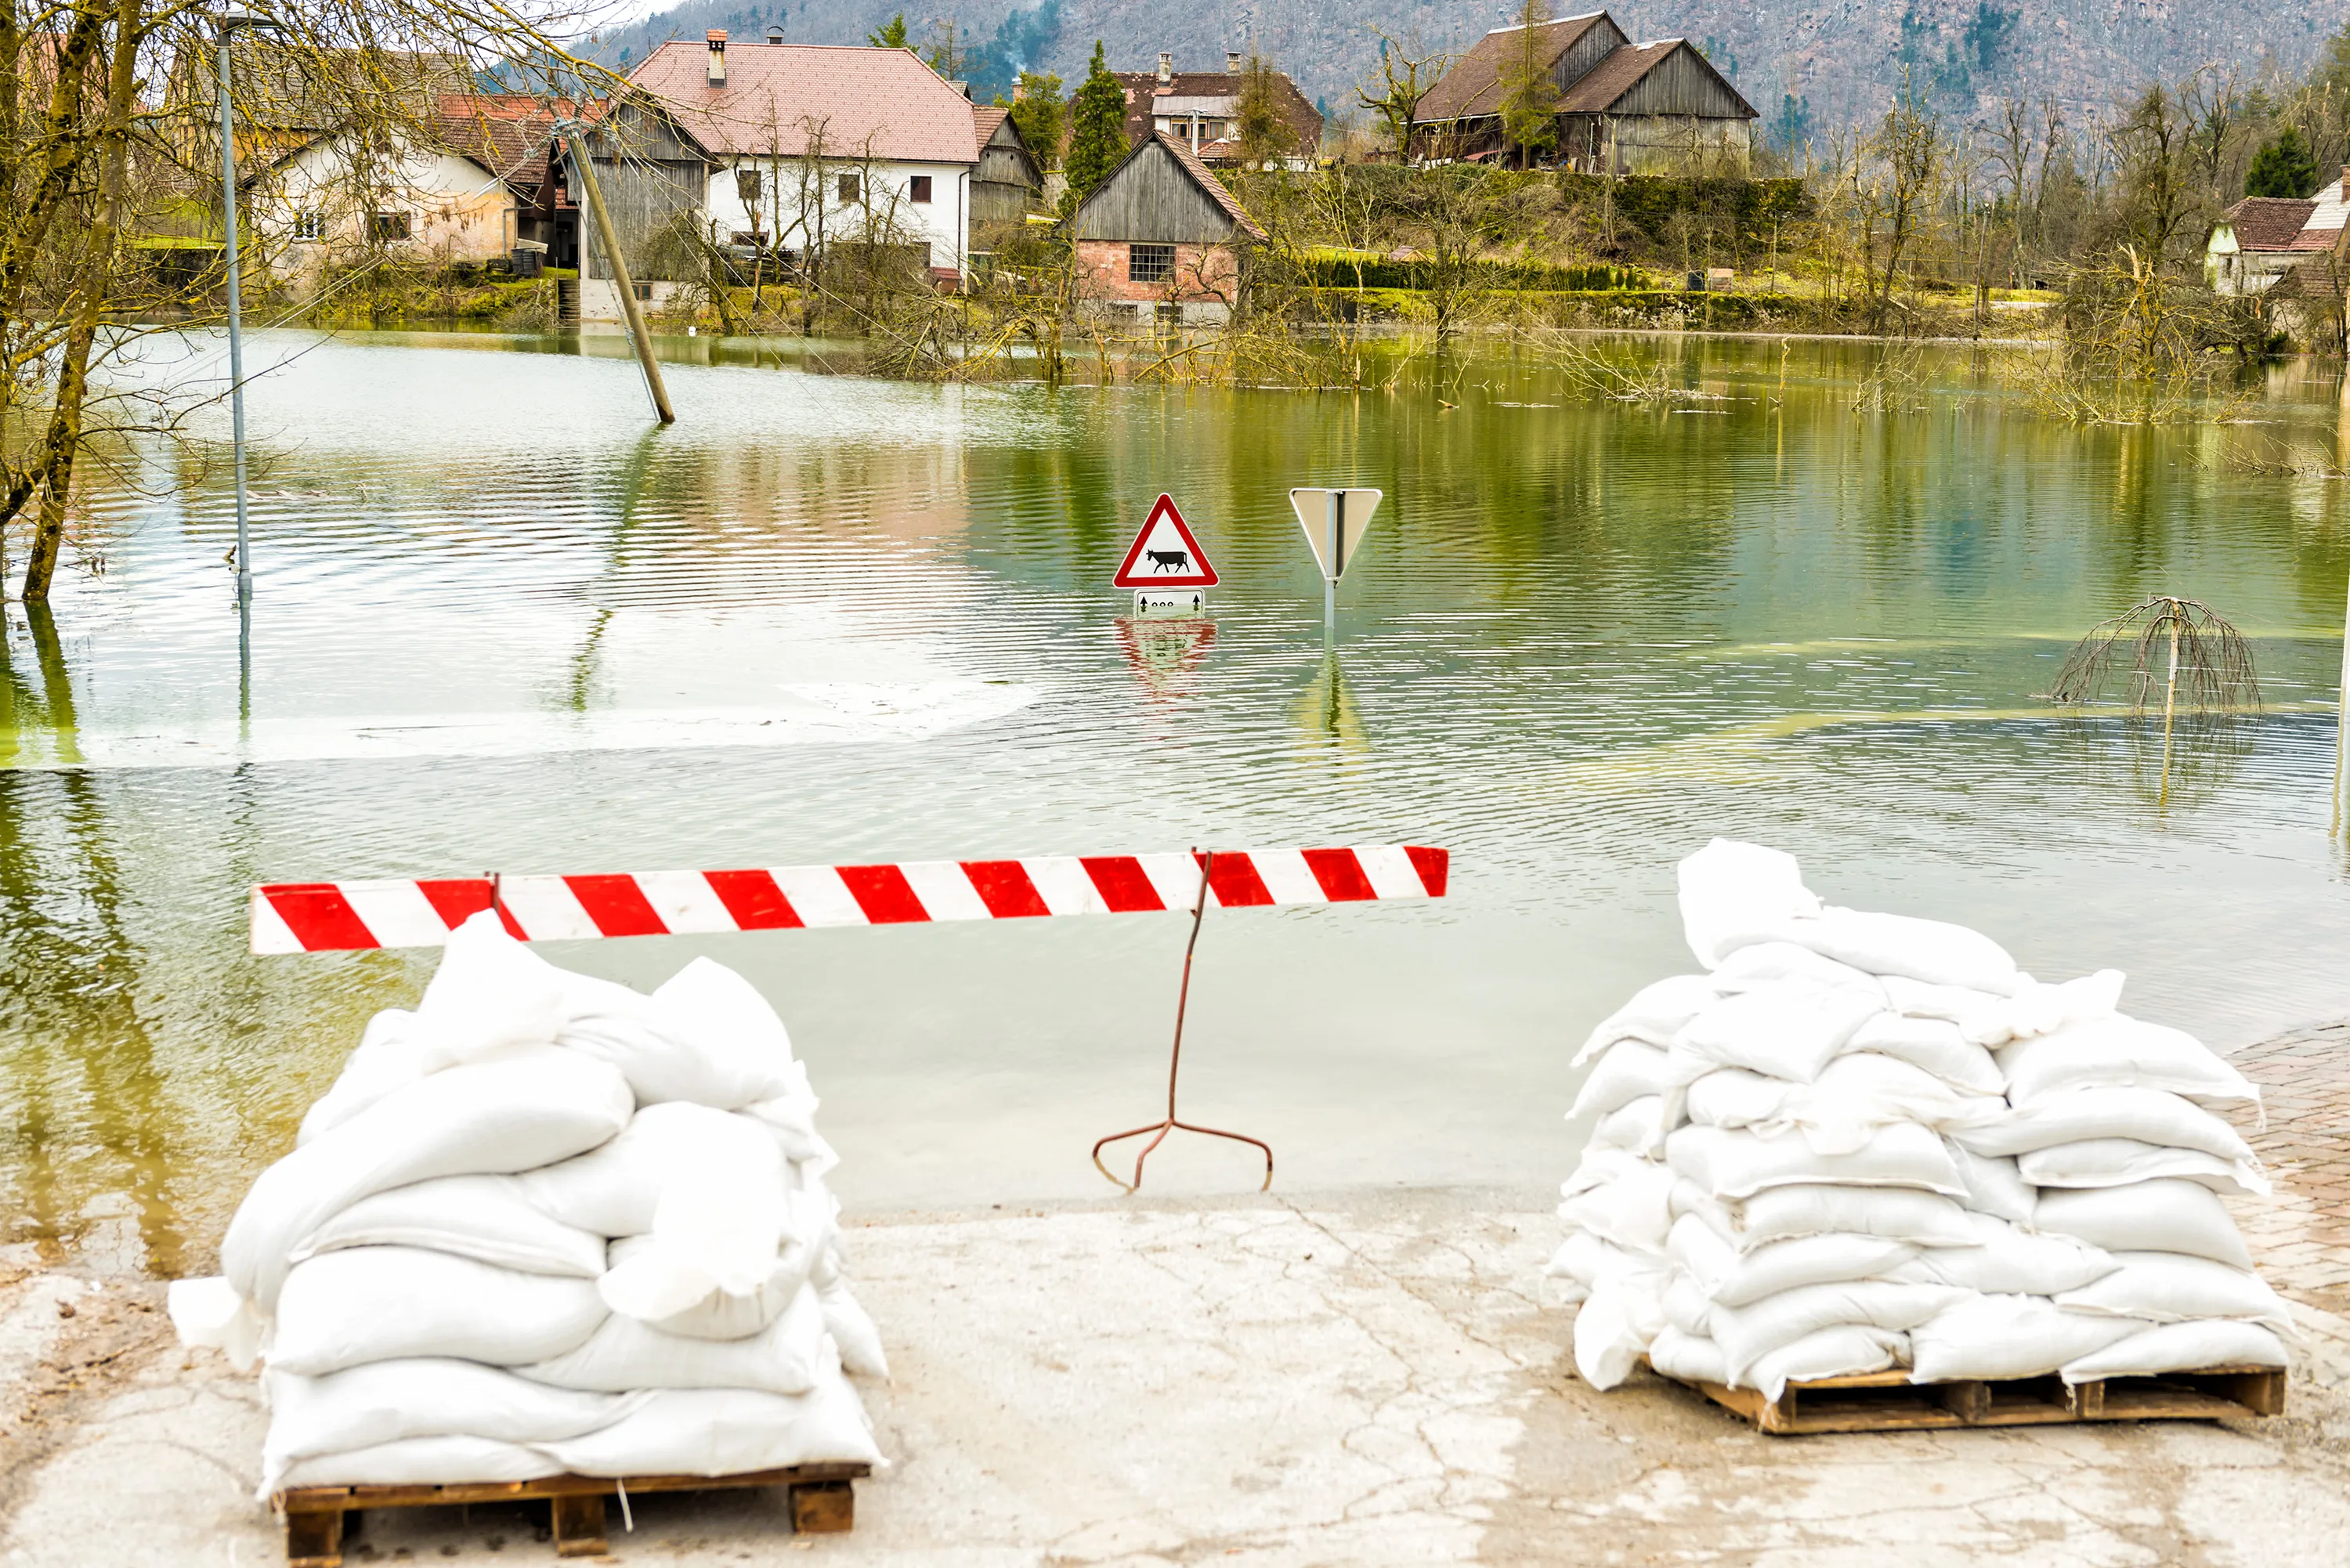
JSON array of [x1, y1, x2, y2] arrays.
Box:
[[558, 120, 676, 425]]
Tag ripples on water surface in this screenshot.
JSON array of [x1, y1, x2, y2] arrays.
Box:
[[4, 328, 2348, 1272]]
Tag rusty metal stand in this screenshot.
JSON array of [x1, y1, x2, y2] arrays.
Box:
[[1091, 849, 1274, 1193]]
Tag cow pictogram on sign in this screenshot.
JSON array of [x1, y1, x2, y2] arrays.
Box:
[[1112, 495, 1220, 588]]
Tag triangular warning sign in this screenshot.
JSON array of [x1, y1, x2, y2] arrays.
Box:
[[1112, 495, 1219, 588]]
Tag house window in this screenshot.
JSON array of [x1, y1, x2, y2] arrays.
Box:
[[736, 168, 761, 204], [837, 172, 860, 204], [633, 281, 653, 301], [908, 175, 932, 204], [291, 211, 325, 241], [367, 211, 410, 243], [1129, 243, 1174, 284]]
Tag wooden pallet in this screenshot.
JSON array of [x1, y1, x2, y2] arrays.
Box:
[[276, 1461, 872, 1566], [1656, 1363, 2284, 1436]]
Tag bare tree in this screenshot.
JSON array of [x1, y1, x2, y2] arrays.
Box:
[[1357, 28, 1451, 161]]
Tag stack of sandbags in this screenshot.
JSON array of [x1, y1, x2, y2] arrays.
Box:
[[1551, 840, 2290, 1401], [168, 912, 887, 1494]]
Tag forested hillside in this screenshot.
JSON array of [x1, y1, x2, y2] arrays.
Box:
[[572, 0, 2338, 140]]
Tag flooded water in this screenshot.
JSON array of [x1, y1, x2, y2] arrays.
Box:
[[5, 327, 2349, 1274]]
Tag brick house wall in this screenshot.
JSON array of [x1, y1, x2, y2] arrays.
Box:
[[1076, 239, 1242, 306]]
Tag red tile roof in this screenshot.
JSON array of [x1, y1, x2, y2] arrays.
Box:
[[435, 93, 566, 189], [627, 41, 978, 164], [1113, 67, 1321, 154], [1417, 14, 1615, 122], [973, 106, 1008, 146], [2223, 197, 2319, 251]]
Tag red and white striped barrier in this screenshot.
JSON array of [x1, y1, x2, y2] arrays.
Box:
[[251, 844, 1450, 954]]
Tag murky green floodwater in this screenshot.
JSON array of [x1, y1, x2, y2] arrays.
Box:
[[4, 327, 2348, 1275]]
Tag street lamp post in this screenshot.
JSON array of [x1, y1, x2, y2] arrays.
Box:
[[216, 8, 268, 607]]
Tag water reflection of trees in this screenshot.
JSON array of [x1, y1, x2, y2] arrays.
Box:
[[0, 608, 181, 1274]]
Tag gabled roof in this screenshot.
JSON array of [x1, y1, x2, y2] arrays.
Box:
[[436, 93, 566, 189], [1070, 132, 1265, 242], [1415, 13, 1614, 123], [628, 40, 978, 164], [1113, 66, 1321, 153], [2219, 197, 2319, 251]]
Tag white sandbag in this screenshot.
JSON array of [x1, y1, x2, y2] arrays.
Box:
[[1686, 1056, 2001, 1154], [1544, 1230, 1650, 1301], [1776, 905, 2026, 995], [1953, 1088, 2254, 1165], [1662, 1273, 1714, 1336], [1570, 1040, 1676, 1122], [1941, 1142, 2037, 1225], [815, 1272, 891, 1379], [1557, 1156, 1678, 1252], [1647, 1326, 1729, 1387], [296, 1010, 434, 1145], [1998, 1017, 2258, 1111], [2059, 1320, 2289, 1383], [290, 1176, 608, 1279], [1676, 839, 1823, 969], [1748, 1324, 1909, 1401], [269, 1247, 607, 1377], [1891, 1213, 2116, 1295], [167, 1277, 265, 1371], [2019, 1139, 2269, 1198], [1711, 1281, 1966, 1381], [1572, 1272, 1663, 1391], [1574, 975, 1722, 1066], [1999, 970, 2127, 1045], [1908, 1294, 2146, 1382], [1708, 941, 1884, 995], [1673, 1180, 1978, 1250], [601, 1229, 818, 1341], [556, 957, 807, 1111], [538, 1371, 884, 1477], [519, 1282, 830, 1395], [2031, 1180, 2254, 1270], [1668, 1213, 1916, 1308], [414, 910, 571, 1064], [1879, 976, 2010, 1042], [1666, 1122, 1965, 1201], [1842, 1013, 2004, 1094], [277, 1435, 561, 1490], [261, 1360, 638, 1483], [224, 1049, 634, 1314], [1591, 1097, 1673, 1155], [520, 1100, 786, 1239], [2055, 1252, 2295, 1334], [1672, 982, 1882, 1083]]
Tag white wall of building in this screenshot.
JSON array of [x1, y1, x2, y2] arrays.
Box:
[[701, 157, 971, 275], [256, 137, 514, 281]]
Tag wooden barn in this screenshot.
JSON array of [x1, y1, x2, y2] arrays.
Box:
[[559, 97, 713, 323], [1412, 11, 1755, 172], [971, 107, 1045, 226], [1068, 134, 1265, 323]]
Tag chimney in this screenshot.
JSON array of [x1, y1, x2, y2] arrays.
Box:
[[1013, 79, 1027, 102], [706, 29, 726, 85], [765, 23, 783, 42], [1227, 50, 1241, 73], [1156, 52, 1172, 87]]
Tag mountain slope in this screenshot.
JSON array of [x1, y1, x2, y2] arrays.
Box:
[[572, 0, 2338, 138]]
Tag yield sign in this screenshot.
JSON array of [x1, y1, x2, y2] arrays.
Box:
[[1112, 494, 1219, 588], [1289, 488, 1383, 582]]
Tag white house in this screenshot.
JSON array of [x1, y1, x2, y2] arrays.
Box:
[[251, 95, 566, 285], [2207, 173, 2348, 296], [629, 33, 978, 283]]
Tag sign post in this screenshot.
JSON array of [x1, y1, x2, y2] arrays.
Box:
[[1112, 494, 1218, 614], [1289, 487, 1383, 641]]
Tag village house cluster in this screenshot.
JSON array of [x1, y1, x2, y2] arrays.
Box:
[[230, 14, 1756, 324]]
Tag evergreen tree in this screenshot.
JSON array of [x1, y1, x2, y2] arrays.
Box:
[[1496, 0, 1559, 168], [1235, 56, 1298, 168], [1007, 71, 1067, 169], [1065, 42, 1129, 203], [2244, 126, 2320, 198], [866, 12, 908, 48]]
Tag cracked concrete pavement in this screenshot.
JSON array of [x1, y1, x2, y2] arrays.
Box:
[[4, 1183, 2350, 1566]]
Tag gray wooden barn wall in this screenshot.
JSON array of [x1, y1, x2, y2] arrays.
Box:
[[1069, 145, 1233, 243], [1611, 48, 1752, 120], [1549, 19, 1629, 93]]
